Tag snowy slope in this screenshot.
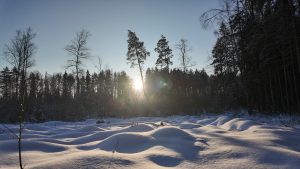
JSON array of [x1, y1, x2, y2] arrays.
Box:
[[1, 114, 300, 169]]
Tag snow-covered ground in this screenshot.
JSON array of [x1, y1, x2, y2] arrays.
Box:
[[1, 113, 300, 169]]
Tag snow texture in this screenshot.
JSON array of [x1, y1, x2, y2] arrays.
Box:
[[1, 113, 300, 169]]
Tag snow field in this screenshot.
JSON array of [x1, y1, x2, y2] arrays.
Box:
[[1, 114, 300, 168]]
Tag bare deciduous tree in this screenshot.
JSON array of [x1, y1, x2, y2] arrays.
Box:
[[175, 39, 194, 72], [65, 29, 91, 98], [94, 56, 103, 73], [3, 27, 36, 169], [199, 0, 234, 29]]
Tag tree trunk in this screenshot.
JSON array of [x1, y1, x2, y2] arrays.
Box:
[[283, 65, 290, 114], [277, 69, 284, 112], [15, 75, 19, 98], [76, 57, 80, 99], [137, 58, 145, 97], [18, 116, 23, 169], [292, 66, 300, 111], [269, 72, 275, 112], [290, 8, 300, 73]]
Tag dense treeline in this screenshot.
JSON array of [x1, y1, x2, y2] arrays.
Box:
[[145, 68, 211, 115], [0, 66, 220, 122], [200, 0, 300, 114], [0, 68, 139, 122]]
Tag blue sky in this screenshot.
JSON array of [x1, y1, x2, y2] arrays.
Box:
[[0, 0, 220, 80]]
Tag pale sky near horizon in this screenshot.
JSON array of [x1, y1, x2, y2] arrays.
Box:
[[0, 0, 220, 80]]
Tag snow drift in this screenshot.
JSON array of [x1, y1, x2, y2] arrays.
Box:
[[1, 114, 300, 169]]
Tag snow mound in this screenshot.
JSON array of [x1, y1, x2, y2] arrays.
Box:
[[97, 133, 155, 153], [148, 155, 183, 167], [294, 125, 300, 130], [121, 124, 154, 132], [71, 130, 117, 144], [72, 124, 154, 145], [43, 121, 71, 126], [76, 125, 105, 132], [77, 126, 199, 155], [25, 124, 51, 131], [52, 131, 92, 139], [0, 140, 67, 153], [151, 126, 195, 140], [2, 115, 300, 169], [179, 122, 202, 129], [196, 117, 217, 125], [22, 133, 50, 139], [210, 115, 232, 126], [0, 126, 19, 134], [221, 118, 257, 131]]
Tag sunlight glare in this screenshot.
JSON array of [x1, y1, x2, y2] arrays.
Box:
[[133, 79, 143, 92]]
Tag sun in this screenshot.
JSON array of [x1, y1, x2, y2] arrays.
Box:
[[133, 79, 143, 92]]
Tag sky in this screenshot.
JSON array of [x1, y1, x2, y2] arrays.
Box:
[[0, 0, 220, 80]]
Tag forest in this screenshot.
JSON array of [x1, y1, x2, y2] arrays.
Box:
[[0, 0, 300, 123]]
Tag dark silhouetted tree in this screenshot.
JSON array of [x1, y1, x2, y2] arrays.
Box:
[[126, 30, 150, 96], [155, 35, 173, 70], [0, 67, 13, 100]]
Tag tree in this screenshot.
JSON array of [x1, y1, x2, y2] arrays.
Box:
[[175, 39, 194, 72], [126, 30, 150, 96], [28, 73, 38, 101], [28, 72, 38, 120], [94, 56, 103, 73], [212, 22, 237, 75], [0, 67, 13, 100], [4, 28, 35, 98], [84, 70, 93, 116], [200, 0, 300, 113], [62, 71, 71, 100], [3, 27, 36, 169], [199, 0, 234, 29], [154, 35, 173, 70], [43, 73, 50, 103], [65, 29, 91, 98], [85, 70, 92, 97]]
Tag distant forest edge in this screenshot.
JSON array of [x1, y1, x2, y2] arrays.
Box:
[[1, 0, 300, 122]]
